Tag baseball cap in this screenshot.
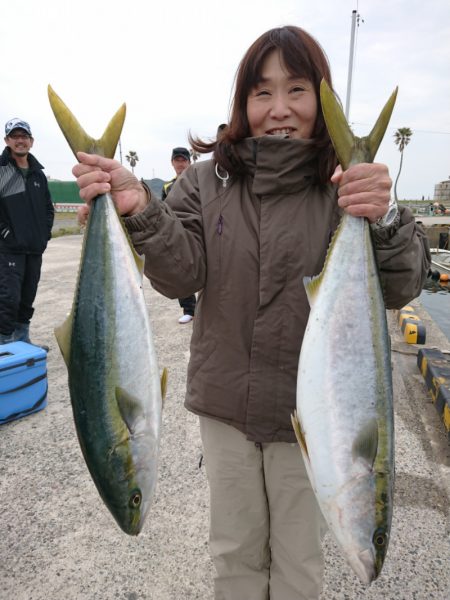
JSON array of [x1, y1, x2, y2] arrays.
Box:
[[5, 118, 32, 137], [171, 147, 190, 161]]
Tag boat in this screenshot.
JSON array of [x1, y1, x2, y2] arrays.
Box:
[[430, 248, 450, 274]]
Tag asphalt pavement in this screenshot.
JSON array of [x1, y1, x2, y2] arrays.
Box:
[[0, 234, 449, 600]]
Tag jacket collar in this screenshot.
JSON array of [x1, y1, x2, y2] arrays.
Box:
[[235, 136, 320, 195], [0, 146, 44, 171]]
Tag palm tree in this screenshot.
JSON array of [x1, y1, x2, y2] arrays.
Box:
[[126, 150, 139, 173], [190, 148, 200, 163], [393, 127, 413, 201]]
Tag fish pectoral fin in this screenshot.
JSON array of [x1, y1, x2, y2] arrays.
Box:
[[291, 411, 309, 459], [115, 387, 144, 435], [351, 418, 379, 468], [47, 85, 126, 159], [319, 79, 355, 170], [107, 433, 131, 459], [160, 368, 168, 404], [54, 313, 73, 366]]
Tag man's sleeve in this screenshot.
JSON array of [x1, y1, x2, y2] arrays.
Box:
[[45, 180, 55, 239]]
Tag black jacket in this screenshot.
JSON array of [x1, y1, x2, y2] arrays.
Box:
[[0, 147, 54, 254]]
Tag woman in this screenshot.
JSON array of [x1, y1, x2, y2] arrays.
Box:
[[74, 26, 429, 600]]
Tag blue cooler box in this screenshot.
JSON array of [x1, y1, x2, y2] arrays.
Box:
[[0, 341, 48, 425]]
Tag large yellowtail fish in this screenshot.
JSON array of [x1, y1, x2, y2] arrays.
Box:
[[48, 86, 167, 535], [292, 80, 398, 583]]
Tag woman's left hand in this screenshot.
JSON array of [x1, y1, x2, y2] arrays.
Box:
[[331, 163, 392, 223]]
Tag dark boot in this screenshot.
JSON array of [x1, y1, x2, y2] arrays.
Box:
[[0, 332, 15, 345], [13, 323, 49, 353], [13, 322, 31, 343]]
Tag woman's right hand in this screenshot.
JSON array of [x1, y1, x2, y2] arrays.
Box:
[[73, 152, 149, 223]]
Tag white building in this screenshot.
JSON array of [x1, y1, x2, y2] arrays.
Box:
[[434, 179, 450, 202]]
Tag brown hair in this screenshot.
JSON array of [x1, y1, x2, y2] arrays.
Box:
[[190, 25, 338, 183]]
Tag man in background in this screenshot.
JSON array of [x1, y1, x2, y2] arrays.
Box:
[[161, 147, 196, 324], [0, 118, 54, 349]]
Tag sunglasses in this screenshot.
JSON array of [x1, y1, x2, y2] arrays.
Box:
[[8, 133, 31, 140]]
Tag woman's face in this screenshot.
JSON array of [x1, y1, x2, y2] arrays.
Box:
[[246, 49, 317, 140]]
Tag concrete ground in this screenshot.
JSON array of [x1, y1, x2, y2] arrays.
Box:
[[0, 234, 449, 600]]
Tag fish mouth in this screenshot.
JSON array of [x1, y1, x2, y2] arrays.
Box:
[[349, 548, 377, 585], [114, 505, 145, 536]]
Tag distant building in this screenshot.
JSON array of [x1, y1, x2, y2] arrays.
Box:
[[48, 180, 82, 211], [434, 179, 450, 203]]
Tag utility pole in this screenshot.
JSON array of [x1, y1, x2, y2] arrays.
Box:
[[345, 9, 358, 120], [118, 138, 123, 164]]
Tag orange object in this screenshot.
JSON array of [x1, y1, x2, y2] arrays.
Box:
[[439, 273, 449, 282]]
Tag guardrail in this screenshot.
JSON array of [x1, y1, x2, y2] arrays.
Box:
[[53, 203, 82, 212], [398, 306, 426, 344], [417, 348, 450, 441]]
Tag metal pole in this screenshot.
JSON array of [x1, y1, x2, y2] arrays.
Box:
[[345, 10, 357, 120], [118, 138, 123, 164]]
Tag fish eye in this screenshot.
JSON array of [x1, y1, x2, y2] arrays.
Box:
[[129, 490, 142, 508], [373, 528, 387, 548]]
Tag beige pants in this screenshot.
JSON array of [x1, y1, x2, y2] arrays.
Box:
[[199, 416, 324, 600]]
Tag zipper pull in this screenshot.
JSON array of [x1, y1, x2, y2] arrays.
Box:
[[215, 163, 229, 188], [217, 214, 223, 235]]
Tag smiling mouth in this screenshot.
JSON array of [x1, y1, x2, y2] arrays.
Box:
[[266, 128, 295, 136]]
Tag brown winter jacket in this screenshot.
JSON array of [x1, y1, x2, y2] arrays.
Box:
[[125, 136, 430, 443]]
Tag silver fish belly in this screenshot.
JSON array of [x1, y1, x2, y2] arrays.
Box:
[[296, 213, 394, 583]]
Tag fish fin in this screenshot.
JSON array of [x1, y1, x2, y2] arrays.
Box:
[[291, 412, 318, 492], [319, 79, 355, 170], [303, 210, 346, 306], [48, 84, 126, 159], [303, 274, 322, 306], [54, 314, 73, 366], [134, 250, 145, 276], [128, 236, 145, 275], [115, 387, 143, 434], [291, 411, 309, 459], [160, 368, 168, 403], [352, 418, 379, 468], [365, 87, 398, 161]]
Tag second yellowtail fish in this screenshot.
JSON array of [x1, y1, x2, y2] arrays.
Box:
[[292, 80, 398, 584], [48, 85, 167, 535]]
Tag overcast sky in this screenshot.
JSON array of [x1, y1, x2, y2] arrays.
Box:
[[1, 0, 449, 199]]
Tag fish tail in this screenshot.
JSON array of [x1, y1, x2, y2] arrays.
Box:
[[47, 84, 126, 159], [319, 80, 355, 169], [319, 79, 398, 168], [366, 87, 398, 161]]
